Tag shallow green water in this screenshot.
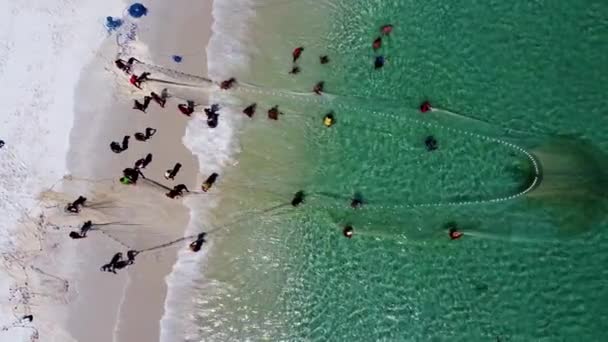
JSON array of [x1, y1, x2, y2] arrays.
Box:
[[195, 1, 608, 340]]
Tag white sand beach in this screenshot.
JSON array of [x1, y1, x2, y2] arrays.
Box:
[[1, 0, 214, 341]]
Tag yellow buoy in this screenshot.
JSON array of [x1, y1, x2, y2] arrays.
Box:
[[323, 114, 334, 127]]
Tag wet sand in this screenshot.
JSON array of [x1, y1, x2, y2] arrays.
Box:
[[38, 1, 212, 341]]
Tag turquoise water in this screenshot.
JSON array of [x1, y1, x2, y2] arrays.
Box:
[[192, 0, 608, 340]]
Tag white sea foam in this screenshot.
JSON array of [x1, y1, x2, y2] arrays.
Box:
[[0, 0, 126, 340], [159, 0, 256, 340]]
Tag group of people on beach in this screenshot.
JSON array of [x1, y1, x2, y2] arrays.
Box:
[[66, 22, 465, 276], [133, 90, 167, 113], [62, 57, 238, 274], [65, 183, 211, 274], [100, 250, 139, 274], [65, 192, 206, 273]]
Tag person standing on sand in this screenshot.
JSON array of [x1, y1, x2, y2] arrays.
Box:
[[166, 184, 189, 199], [133, 96, 152, 113], [66, 196, 87, 213], [101, 252, 122, 273], [115, 57, 140, 74], [100, 251, 137, 273], [161, 88, 169, 100], [150, 91, 166, 107], [165, 162, 182, 180], [130, 75, 142, 89], [110, 135, 130, 153], [137, 72, 151, 83], [134, 153, 153, 170], [121, 167, 145, 185], [69, 220, 93, 239], [178, 101, 195, 116], [134, 127, 156, 142], [130, 72, 151, 88]]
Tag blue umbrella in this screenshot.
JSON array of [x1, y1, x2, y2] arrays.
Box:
[[128, 3, 148, 18], [172, 55, 183, 63]]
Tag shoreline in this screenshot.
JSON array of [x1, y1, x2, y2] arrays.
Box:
[[63, 1, 213, 340], [158, 0, 334, 338]]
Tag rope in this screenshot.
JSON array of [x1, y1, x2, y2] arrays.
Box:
[[98, 230, 133, 250], [137, 202, 292, 254], [431, 108, 541, 137], [29, 266, 68, 285], [142, 178, 173, 191], [231, 85, 543, 207], [146, 78, 208, 89], [137, 235, 193, 253], [92, 222, 140, 227], [134, 61, 216, 84]]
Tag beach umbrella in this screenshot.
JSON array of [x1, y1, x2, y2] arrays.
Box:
[[128, 3, 148, 18]]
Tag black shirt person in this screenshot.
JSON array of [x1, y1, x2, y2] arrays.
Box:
[[425, 136, 438, 151], [110, 136, 130, 153], [243, 103, 256, 118], [134, 128, 156, 142], [291, 191, 305, 207], [66, 196, 87, 213], [69, 220, 93, 239], [165, 162, 182, 180], [166, 184, 190, 198], [121, 167, 145, 185], [189, 233, 207, 252]]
